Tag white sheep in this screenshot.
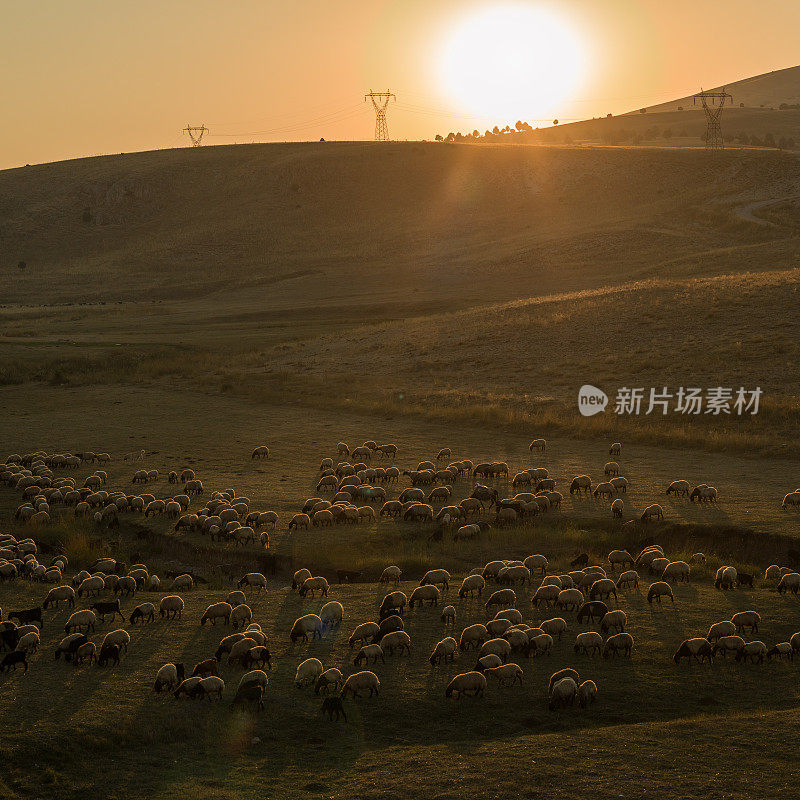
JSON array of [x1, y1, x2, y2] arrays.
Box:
[[64, 609, 97, 633], [230, 604, 253, 629], [342, 670, 380, 698], [459, 623, 488, 651], [706, 620, 737, 642], [485, 663, 523, 687], [458, 574, 485, 598], [731, 611, 760, 634], [549, 677, 578, 710], [662, 561, 690, 584], [320, 601, 344, 634], [348, 621, 380, 648], [445, 671, 486, 699], [381, 630, 411, 656], [290, 614, 323, 643], [159, 595, 185, 619], [429, 637, 458, 665], [600, 610, 627, 634], [478, 637, 512, 662], [409, 584, 440, 609], [154, 663, 183, 692], [379, 565, 402, 586], [574, 631, 603, 656], [441, 605, 456, 626], [577, 679, 597, 708], [295, 658, 324, 687]]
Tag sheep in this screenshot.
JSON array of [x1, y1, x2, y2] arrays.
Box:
[[615, 570, 639, 592], [54, 633, 87, 662], [43, 585, 76, 610], [227, 604, 251, 629], [379, 565, 402, 586], [129, 602, 156, 624], [666, 480, 691, 497], [291, 569, 313, 591], [441, 605, 456, 626], [354, 644, 384, 667], [647, 582, 674, 604], [529, 584, 559, 609], [589, 578, 617, 603], [603, 632, 633, 658], [419, 569, 451, 590], [379, 591, 408, 619], [527, 632, 554, 657], [577, 601, 608, 625], [429, 637, 458, 666], [599, 609, 626, 634], [611, 499, 624, 518], [485, 663, 524, 687], [529, 439, 546, 452], [593, 482, 615, 500], [574, 631, 603, 656], [735, 641, 767, 664], [64, 609, 97, 634], [782, 492, 800, 510], [73, 642, 97, 666], [191, 676, 225, 701], [731, 611, 761, 634], [777, 573, 800, 595], [662, 561, 691, 584], [289, 513, 311, 531], [192, 658, 220, 678], [459, 623, 488, 651], [486, 618, 512, 638], [237, 572, 267, 593], [554, 588, 584, 612], [767, 642, 794, 661], [409, 585, 440, 609], [154, 662, 185, 692], [381, 630, 411, 656], [296, 575, 330, 600], [114, 576, 137, 597], [548, 668, 580, 695], [98, 642, 122, 667], [549, 677, 578, 710], [641, 504, 664, 523], [536, 618, 565, 641], [159, 595, 185, 620], [342, 670, 380, 699], [77, 575, 105, 598], [691, 553, 707, 564], [227, 637, 259, 667], [174, 677, 202, 699], [290, 614, 323, 643], [101, 628, 130, 654], [170, 574, 194, 592], [569, 476, 592, 495], [479, 637, 512, 663], [17, 630, 40, 654], [690, 485, 718, 503], [445, 671, 487, 699], [714, 566, 738, 590], [348, 622, 380, 649], [314, 668, 343, 695], [706, 621, 737, 643], [673, 638, 713, 665], [251, 446, 270, 460], [712, 635, 746, 659], [455, 575, 484, 600], [485, 589, 516, 612]]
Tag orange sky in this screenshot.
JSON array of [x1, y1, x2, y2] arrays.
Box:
[[1, 0, 798, 169]]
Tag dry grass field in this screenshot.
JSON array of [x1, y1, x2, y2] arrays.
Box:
[[1, 140, 800, 799]]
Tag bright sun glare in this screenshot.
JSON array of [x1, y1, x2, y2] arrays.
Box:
[[439, 3, 585, 123]]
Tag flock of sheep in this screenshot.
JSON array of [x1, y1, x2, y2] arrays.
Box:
[[2, 439, 800, 721]]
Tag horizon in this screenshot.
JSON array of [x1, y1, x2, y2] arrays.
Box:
[[2, 0, 799, 170]]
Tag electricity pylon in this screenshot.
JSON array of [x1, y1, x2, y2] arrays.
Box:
[[364, 91, 395, 141], [183, 124, 208, 147], [693, 89, 732, 149]]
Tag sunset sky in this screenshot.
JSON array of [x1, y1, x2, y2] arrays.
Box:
[[1, 0, 798, 169]]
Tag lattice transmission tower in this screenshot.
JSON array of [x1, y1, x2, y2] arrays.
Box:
[[364, 91, 395, 141], [693, 89, 732, 149], [183, 124, 208, 147]]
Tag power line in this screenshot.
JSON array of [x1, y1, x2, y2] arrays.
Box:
[[365, 90, 395, 141]]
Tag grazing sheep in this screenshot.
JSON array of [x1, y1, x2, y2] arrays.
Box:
[[379, 565, 402, 586], [539, 618, 567, 640], [295, 658, 324, 687], [43, 585, 76, 610], [173, 677, 202, 699], [712, 635, 746, 660], [731, 611, 761, 634], [735, 640, 767, 664], [485, 663, 524, 687], [767, 643, 794, 662], [459, 623, 488, 651], [251, 446, 270, 460], [379, 591, 408, 620], [429, 636, 458, 666], [603, 632, 633, 658], [289, 513, 311, 531], [479, 637, 512, 663], [381, 630, 412, 657], [641, 504, 664, 523], [576, 601, 608, 625], [445, 671, 486, 699], [548, 668, 580, 694], [54, 633, 87, 662], [170, 574, 194, 591], [485, 589, 517, 612], [777, 573, 800, 595], [782, 492, 800, 510], [548, 677, 578, 710], [611, 498, 624, 518], [706, 621, 737, 643], [604, 462, 620, 477], [600, 610, 627, 634], [440, 605, 456, 626], [662, 561, 691, 584], [64, 609, 97, 634], [130, 602, 156, 624], [290, 614, 323, 643], [230, 604, 253, 629], [589, 578, 617, 603], [298, 576, 329, 599], [409, 585, 440, 609], [237, 572, 267, 592], [314, 668, 343, 695], [690, 485, 718, 503], [354, 644, 384, 667], [647, 581, 674, 605], [191, 676, 225, 701], [554, 588, 584, 612], [154, 662, 185, 692], [673, 638, 713, 665], [73, 642, 96, 666], [569, 476, 592, 495], [458, 574, 485, 599], [342, 670, 381, 699], [577, 679, 597, 708], [529, 439, 546, 452], [419, 569, 451, 590], [666, 480, 691, 497], [574, 631, 603, 656], [159, 595, 185, 620], [608, 550, 634, 571], [348, 622, 380, 648], [715, 566, 738, 590]]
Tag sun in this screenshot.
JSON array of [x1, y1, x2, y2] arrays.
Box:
[[438, 3, 586, 123]]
